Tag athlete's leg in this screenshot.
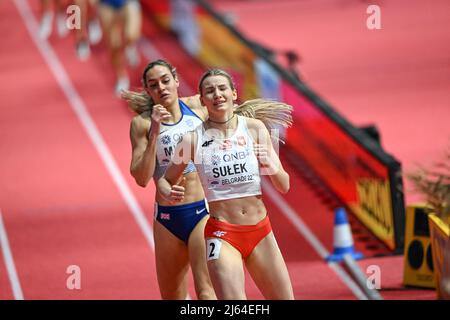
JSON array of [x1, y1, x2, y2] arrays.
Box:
[[123, 0, 142, 45], [55, 0, 69, 37], [206, 239, 246, 299], [98, 3, 122, 70], [245, 232, 294, 299], [154, 220, 190, 299], [74, 0, 88, 41], [187, 215, 216, 300], [74, 0, 90, 60], [123, 0, 142, 67], [87, 0, 102, 45], [98, 3, 129, 94]]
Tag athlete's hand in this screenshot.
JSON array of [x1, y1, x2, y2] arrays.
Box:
[[167, 177, 186, 203], [151, 104, 172, 124], [253, 144, 271, 167], [254, 144, 278, 175]]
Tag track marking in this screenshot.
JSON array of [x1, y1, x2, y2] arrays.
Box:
[[0, 209, 24, 300]]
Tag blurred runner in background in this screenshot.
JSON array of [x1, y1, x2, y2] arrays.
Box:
[[73, 0, 103, 61], [39, 0, 69, 40], [98, 0, 142, 96]]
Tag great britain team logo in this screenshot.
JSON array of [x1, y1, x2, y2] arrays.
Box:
[[161, 135, 171, 145], [160, 213, 170, 220]]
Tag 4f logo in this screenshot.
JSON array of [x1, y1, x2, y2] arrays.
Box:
[[202, 139, 214, 147], [213, 231, 227, 237]]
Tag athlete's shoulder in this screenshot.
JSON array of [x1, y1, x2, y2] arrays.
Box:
[[132, 110, 151, 121], [181, 94, 201, 109], [131, 111, 151, 132], [181, 95, 207, 120], [241, 116, 266, 130]]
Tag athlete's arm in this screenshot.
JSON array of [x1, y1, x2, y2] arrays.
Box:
[[249, 119, 290, 194], [157, 132, 196, 202], [130, 105, 171, 187]]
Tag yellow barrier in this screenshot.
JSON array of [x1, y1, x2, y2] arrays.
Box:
[[428, 214, 450, 299]]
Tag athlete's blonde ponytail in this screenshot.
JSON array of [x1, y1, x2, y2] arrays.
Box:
[[121, 89, 153, 114], [234, 99, 293, 130]]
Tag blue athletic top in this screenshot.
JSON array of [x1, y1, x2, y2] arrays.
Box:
[[153, 100, 203, 181]]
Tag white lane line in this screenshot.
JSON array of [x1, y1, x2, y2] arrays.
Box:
[[14, 0, 155, 257], [261, 177, 368, 300], [0, 209, 24, 300]]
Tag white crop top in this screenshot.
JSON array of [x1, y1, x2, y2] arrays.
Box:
[[193, 115, 262, 202], [153, 100, 203, 181]]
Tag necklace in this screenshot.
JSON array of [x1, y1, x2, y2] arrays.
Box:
[[207, 114, 235, 125]]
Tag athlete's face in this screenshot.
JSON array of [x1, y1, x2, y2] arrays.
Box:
[[144, 65, 179, 106], [200, 75, 237, 114]]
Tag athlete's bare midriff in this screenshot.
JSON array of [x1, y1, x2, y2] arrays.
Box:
[[208, 195, 267, 225], [155, 171, 205, 206]]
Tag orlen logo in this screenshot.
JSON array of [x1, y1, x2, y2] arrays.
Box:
[[220, 140, 232, 151]]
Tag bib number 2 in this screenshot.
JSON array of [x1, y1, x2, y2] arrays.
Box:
[[206, 238, 222, 261]]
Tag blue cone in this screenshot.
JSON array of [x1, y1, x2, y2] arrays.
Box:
[[326, 207, 363, 262]]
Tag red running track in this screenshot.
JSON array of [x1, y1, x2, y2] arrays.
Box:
[[0, 0, 435, 300]]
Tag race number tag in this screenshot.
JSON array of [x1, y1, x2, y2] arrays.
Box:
[[206, 238, 222, 261]]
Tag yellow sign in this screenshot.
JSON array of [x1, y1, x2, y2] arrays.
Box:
[[351, 178, 395, 250]]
